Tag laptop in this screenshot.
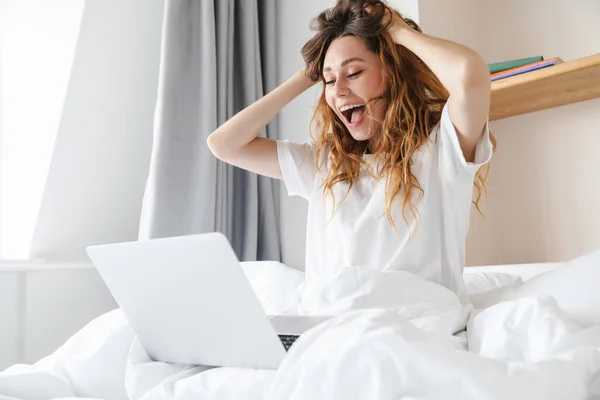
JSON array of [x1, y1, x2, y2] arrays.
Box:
[[86, 233, 330, 370]]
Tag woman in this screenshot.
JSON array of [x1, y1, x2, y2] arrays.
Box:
[[208, 0, 495, 313]]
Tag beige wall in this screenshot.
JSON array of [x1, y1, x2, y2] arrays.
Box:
[[399, 0, 600, 265], [466, 0, 600, 265], [418, 0, 485, 54]]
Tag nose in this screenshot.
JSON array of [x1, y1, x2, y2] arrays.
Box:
[[332, 78, 350, 97]]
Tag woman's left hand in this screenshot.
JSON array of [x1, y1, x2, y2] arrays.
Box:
[[385, 9, 412, 41]]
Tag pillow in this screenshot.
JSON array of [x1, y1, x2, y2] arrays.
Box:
[[504, 248, 600, 327], [240, 261, 305, 315], [463, 272, 522, 295]]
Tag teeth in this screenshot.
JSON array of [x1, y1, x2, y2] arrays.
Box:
[[339, 104, 364, 112]]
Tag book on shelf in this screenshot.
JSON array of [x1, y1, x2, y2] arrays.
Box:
[[490, 57, 564, 81], [488, 56, 543, 74]]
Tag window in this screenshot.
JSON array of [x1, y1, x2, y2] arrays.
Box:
[[0, 0, 85, 259]]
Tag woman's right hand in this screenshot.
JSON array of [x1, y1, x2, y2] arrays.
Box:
[[207, 68, 318, 180], [299, 66, 321, 87]]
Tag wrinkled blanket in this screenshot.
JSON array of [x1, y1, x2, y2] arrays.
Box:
[[1, 265, 599, 400]]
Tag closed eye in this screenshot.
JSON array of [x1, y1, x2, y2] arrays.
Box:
[[325, 70, 363, 86]]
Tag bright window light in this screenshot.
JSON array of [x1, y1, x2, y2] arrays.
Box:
[[0, 0, 85, 259]]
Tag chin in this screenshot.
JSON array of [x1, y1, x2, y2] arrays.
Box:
[[349, 133, 371, 142], [348, 127, 373, 142]]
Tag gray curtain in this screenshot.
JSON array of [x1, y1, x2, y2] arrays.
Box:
[[139, 0, 281, 262]]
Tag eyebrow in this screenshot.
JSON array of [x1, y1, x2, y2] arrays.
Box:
[[323, 57, 366, 72]]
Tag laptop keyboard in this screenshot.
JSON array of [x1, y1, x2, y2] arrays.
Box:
[[278, 335, 299, 351]]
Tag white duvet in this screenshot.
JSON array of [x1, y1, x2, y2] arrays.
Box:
[[2, 255, 600, 400]]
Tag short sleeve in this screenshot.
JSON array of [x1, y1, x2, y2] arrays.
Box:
[[277, 140, 318, 200], [435, 100, 493, 180]]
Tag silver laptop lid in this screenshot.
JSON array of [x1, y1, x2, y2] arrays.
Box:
[[86, 233, 286, 369]]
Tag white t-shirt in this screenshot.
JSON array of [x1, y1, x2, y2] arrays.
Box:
[[277, 102, 493, 308]]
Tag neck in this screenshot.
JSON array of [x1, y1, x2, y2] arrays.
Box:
[[368, 137, 381, 154]]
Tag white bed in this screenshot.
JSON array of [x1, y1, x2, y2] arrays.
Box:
[[465, 261, 562, 280], [0, 253, 599, 400]]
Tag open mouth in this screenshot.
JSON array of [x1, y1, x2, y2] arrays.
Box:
[[340, 105, 366, 125]]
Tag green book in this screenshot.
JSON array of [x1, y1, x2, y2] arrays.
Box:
[[488, 56, 544, 74]]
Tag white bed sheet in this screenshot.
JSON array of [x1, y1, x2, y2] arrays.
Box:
[[465, 261, 562, 280], [1, 257, 599, 400]]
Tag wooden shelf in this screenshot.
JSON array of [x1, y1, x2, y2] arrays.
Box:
[[490, 53, 600, 121]]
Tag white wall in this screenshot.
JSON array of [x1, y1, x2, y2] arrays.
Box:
[[0, 0, 85, 259], [28, 0, 165, 261], [0, 264, 116, 371], [466, 0, 600, 265], [276, 0, 334, 270], [393, 0, 419, 22], [0, 270, 19, 369]]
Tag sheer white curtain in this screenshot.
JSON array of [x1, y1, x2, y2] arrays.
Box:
[[0, 0, 84, 259]]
